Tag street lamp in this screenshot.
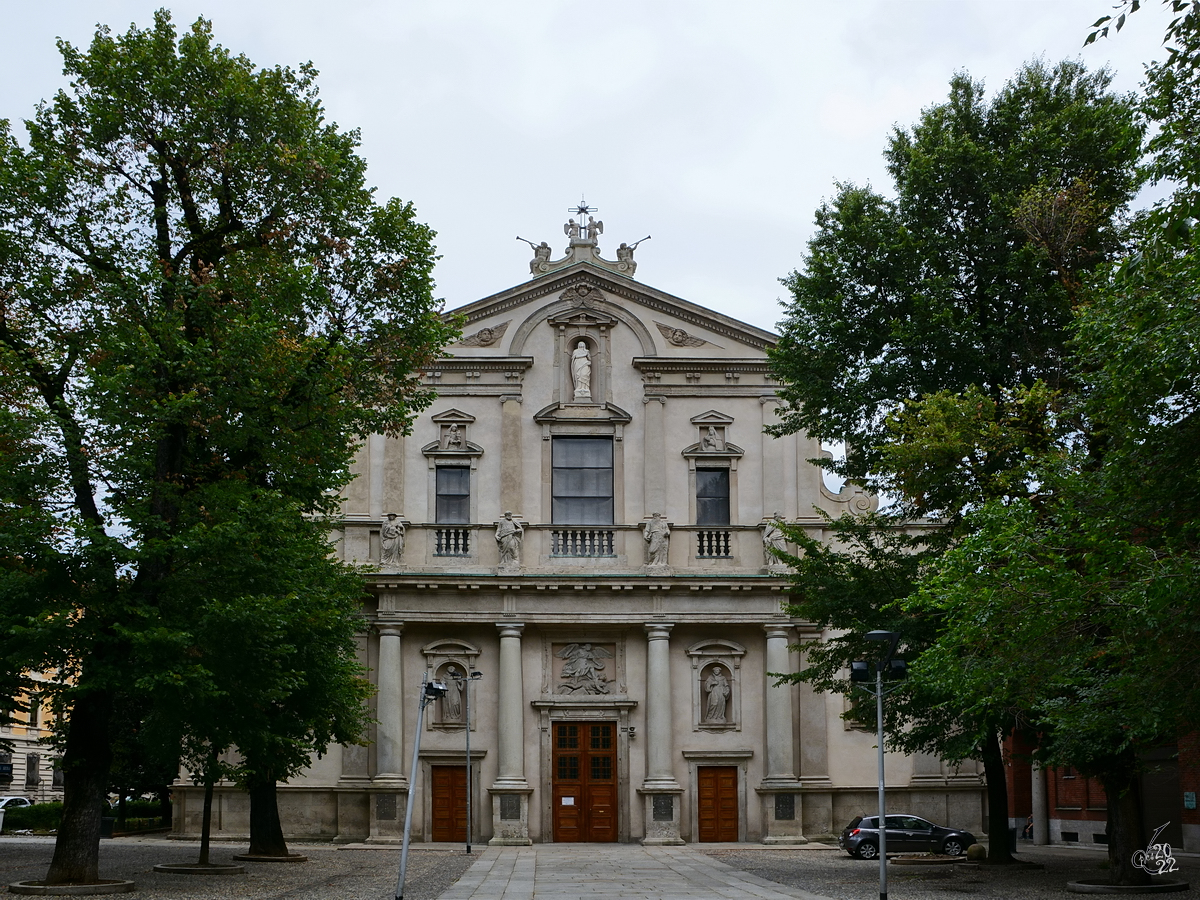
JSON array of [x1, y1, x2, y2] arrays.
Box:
[[449, 667, 484, 854], [851, 630, 906, 900], [396, 674, 447, 900]]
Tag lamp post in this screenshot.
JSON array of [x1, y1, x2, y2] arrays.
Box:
[[449, 667, 484, 853], [396, 673, 447, 900], [852, 630, 905, 900]]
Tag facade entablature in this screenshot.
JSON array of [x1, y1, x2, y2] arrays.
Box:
[[421, 355, 533, 387]]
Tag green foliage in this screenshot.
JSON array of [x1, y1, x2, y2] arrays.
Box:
[[0, 10, 453, 883], [2, 802, 64, 833], [769, 60, 1142, 485]]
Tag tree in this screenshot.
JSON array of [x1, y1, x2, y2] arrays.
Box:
[[0, 11, 454, 884], [769, 60, 1142, 487], [769, 60, 1142, 864]]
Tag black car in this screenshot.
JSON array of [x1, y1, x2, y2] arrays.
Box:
[[839, 814, 975, 859]]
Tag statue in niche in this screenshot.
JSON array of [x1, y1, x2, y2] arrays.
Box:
[[564, 218, 581, 241], [495, 511, 524, 569], [763, 511, 788, 568], [556, 643, 613, 694], [586, 216, 603, 242], [704, 666, 730, 723], [380, 514, 405, 567], [571, 341, 592, 399], [643, 512, 670, 568], [440, 423, 463, 450], [442, 666, 463, 721], [702, 426, 725, 451]]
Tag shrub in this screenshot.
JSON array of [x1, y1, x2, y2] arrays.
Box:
[[2, 802, 63, 832]]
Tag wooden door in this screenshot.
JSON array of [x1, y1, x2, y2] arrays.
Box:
[[552, 722, 618, 842], [697, 766, 738, 842], [431, 765, 467, 842]]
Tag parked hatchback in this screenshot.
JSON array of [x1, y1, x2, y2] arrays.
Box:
[[0, 797, 32, 810], [839, 814, 975, 859]]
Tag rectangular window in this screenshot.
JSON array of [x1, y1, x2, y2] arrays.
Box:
[[25, 752, 40, 788], [552, 438, 613, 525], [696, 468, 730, 525], [435, 466, 471, 524]]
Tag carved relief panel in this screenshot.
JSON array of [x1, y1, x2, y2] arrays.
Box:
[[540, 632, 627, 696], [687, 639, 745, 731]]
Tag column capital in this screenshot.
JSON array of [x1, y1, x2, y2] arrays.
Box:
[[643, 622, 675, 640], [496, 622, 525, 638], [763, 623, 792, 640], [499, 394, 523, 404], [377, 622, 404, 638]]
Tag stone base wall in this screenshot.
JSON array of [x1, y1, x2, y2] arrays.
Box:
[[172, 783, 986, 845]]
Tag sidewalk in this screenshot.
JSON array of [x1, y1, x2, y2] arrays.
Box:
[[437, 844, 838, 900]]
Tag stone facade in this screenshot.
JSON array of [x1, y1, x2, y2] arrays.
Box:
[[171, 220, 986, 845]]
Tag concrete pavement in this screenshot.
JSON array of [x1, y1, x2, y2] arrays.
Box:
[[436, 844, 838, 900]]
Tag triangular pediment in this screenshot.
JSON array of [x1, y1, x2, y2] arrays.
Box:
[[442, 261, 776, 359]]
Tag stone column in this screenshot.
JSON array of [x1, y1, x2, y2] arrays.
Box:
[[375, 624, 405, 781], [640, 623, 683, 844], [370, 622, 405, 841], [489, 623, 532, 845], [1031, 760, 1049, 845], [758, 624, 806, 843]]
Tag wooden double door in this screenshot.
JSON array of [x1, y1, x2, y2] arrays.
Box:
[[431, 765, 468, 842], [697, 766, 738, 842], [552, 721, 618, 842]]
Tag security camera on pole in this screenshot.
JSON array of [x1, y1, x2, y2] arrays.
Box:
[[850, 630, 906, 900], [395, 673, 447, 900]]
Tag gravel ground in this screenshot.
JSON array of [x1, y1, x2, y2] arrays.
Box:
[[0, 836, 476, 900], [703, 845, 1200, 900]]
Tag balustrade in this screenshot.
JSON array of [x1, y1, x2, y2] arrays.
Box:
[[434, 527, 472, 556], [550, 528, 616, 557], [695, 529, 732, 558]]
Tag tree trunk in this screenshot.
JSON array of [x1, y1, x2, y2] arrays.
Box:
[[116, 792, 126, 831], [981, 728, 1015, 865], [198, 763, 216, 866], [44, 691, 113, 884], [159, 789, 172, 828], [247, 774, 289, 857], [1103, 763, 1151, 886]]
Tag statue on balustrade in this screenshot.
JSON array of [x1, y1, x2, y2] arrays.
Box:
[[643, 512, 670, 568], [495, 511, 524, 569], [380, 513, 405, 567]]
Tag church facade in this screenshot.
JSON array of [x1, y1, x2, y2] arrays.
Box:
[[172, 216, 985, 845]]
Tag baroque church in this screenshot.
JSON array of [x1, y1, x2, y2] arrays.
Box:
[[172, 211, 986, 845]]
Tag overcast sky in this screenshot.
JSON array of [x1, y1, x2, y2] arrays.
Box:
[[0, 2, 1171, 333]]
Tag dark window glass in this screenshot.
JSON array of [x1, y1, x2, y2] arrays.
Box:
[[556, 725, 579, 749], [557, 756, 579, 780], [696, 468, 730, 525], [590, 756, 613, 780], [435, 466, 470, 524], [51, 763, 64, 789], [25, 753, 40, 788], [552, 438, 613, 525]]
